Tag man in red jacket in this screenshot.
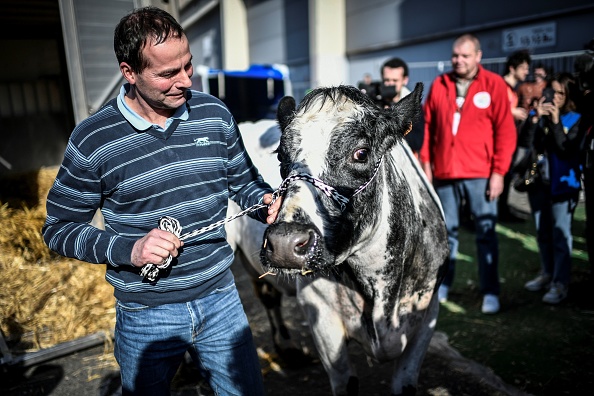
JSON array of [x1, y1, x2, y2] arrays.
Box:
[[420, 33, 516, 314]]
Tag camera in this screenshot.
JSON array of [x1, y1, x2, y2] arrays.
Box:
[[542, 86, 555, 104], [358, 80, 397, 107]]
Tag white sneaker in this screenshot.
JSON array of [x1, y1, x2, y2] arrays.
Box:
[[542, 283, 568, 304], [481, 294, 500, 314], [437, 285, 449, 303], [524, 273, 551, 292]]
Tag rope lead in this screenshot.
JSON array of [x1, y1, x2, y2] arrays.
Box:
[[140, 156, 383, 281]]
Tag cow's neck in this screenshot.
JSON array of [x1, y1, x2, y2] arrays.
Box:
[[342, 149, 423, 320]]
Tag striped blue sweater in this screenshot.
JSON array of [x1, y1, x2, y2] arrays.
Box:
[[42, 89, 273, 306]]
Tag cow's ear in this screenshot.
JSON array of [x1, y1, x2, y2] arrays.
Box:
[[377, 83, 424, 153], [277, 96, 296, 131], [392, 82, 423, 129]]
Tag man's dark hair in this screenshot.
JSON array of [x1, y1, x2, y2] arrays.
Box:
[[505, 49, 531, 71], [381, 57, 409, 78], [533, 62, 552, 77], [114, 6, 184, 73]]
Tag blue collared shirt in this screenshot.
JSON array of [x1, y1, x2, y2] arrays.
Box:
[[116, 84, 189, 132]]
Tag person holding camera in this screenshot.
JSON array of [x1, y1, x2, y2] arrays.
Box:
[[518, 63, 550, 111], [380, 57, 425, 157], [519, 75, 583, 304]]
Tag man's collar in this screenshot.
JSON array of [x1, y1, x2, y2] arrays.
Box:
[[116, 84, 189, 131]]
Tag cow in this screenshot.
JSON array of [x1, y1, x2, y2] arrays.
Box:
[[256, 83, 449, 396]]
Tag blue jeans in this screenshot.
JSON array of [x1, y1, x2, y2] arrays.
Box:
[[114, 280, 264, 395], [434, 178, 500, 295], [527, 186, 578, 287]]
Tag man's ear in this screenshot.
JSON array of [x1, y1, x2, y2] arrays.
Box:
[[120, 62, 135, 84]]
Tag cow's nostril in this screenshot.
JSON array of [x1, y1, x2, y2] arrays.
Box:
[[293, 231, 313, 255]]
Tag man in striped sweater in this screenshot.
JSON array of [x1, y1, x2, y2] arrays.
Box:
[[42, 6, 280, 395]]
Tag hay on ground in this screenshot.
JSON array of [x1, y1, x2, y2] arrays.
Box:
[[0, 167, 115, 354]]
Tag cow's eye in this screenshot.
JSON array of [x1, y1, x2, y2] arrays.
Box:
[[353, 148, 369, 162]]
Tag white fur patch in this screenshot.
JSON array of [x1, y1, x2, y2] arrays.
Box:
[[288, 94, 367, 236], [400, 333, 408, 352], [292, 95, 365, 177], [428, 318, 437, 329]]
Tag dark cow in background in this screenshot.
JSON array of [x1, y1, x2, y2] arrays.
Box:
[[260, 83, 448, 396]]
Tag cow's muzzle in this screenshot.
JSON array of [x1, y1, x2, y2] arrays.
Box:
[[260, 222, 323, 272]]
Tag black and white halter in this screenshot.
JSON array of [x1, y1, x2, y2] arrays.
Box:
[[140, 156, 384, 281]]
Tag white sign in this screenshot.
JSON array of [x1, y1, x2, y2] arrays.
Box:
[[502, 22, 556, 51]]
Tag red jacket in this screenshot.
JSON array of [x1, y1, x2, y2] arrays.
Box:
[[420, 65, 517, 180]]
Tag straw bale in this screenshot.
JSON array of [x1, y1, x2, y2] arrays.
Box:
[[0, 168, 115, 354]]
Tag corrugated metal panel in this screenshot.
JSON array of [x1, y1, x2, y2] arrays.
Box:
[[72, 0, 134, 113], [246, 0, 309, 103]]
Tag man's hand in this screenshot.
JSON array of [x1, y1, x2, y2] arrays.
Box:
[[263, 193, 282, 224], [131, 229, 183, 268], [512, 107, 528, 122], [486, 173, 505, 201]]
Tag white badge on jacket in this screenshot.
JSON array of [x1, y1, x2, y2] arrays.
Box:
[[453, 96, 465, 136], [453, 111, 461, 136]]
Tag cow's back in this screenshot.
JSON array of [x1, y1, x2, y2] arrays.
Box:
[[386, 140, 448, 298]]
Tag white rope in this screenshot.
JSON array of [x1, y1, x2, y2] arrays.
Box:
[[139, 217, 182, 281], [140, 156, 383, 281], [353, 156, 384, 197], [140, 200, 271, 281]]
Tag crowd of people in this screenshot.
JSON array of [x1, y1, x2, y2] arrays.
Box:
[[362, 34, 594, 314]]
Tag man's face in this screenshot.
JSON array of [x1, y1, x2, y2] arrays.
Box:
[[513, 62, 530, 82], [534, 67, 546, 82], [123, 34, 194, 112], [452, 40, 481, 80], [382, 66, 408, 102]]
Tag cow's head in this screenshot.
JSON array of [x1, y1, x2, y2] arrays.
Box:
[[260, 83, 423, 275]]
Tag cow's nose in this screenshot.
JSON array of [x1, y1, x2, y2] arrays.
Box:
[[262, 222, 317, 269]]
